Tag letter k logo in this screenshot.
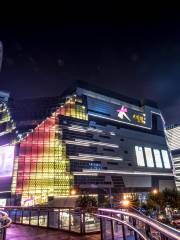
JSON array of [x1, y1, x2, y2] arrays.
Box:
[[117, 106, 131, 122]]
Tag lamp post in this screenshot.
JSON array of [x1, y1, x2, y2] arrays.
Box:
[[109, 187, 112, 208], [70, 189, 77, 196], [152, 189, 158, 195], [152, 189, 159, 218], [122, 199, 130, 208]]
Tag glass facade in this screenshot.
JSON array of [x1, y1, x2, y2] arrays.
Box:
[[144, 147, 154, 168], [153, 149, 163, 168], [135, 146, 145, 167], [7, 207, 99, 233], [135, 146, 170, 169], [0, 101, 15, 143], [0, 96, 16, 195], [161, 150, 171, 169], [167, 125, 180, 190], [11, 96, 88, 205], [8, 83, 173, 205]]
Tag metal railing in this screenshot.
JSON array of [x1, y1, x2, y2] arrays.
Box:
[[0, 211, 12, 240], [2, 206, 100, 235], [97, 208, 180, 240]]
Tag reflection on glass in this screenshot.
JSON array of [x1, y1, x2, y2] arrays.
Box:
[[135, 146, 145, 166], [144, 147, 154, 167], [30, 211, 39, 225], [39, 213, 48, 227], [153, 149, 163, 168], [60, 211, 70, 230], [85, 213, 100, 233], [161, 150, 171, 168]]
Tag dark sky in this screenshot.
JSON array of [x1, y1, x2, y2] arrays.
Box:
[[0, 7, 180, 125]]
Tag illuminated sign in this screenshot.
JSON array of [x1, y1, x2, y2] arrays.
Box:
[[0, 145, 15, 177], [132, 113, 146, 124], [87, 96, 150, 129], [117, 105, 146, 126], [117, 106, 131, 122]]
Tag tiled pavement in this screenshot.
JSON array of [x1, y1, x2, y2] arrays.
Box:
[[6, 224, 101, 240]]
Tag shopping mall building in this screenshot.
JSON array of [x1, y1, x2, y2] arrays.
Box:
[[0, 81, 175, 206], [166, 125, 180, 191]]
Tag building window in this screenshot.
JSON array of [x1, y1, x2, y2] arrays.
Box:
[[135, 146, 145, 166], [153, 149, 163, 168], [161, 150, 171, 168], [103, 148, 115, 152], [99, 135, 110, 139], [144, 147, 154, 167], [107, 162, 118, 165]]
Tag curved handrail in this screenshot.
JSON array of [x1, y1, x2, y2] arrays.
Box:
[[130, 206, 180, 235], [96, 213, 148, 240], [0, 210, 12, 229], [98, 208, 180, 240]]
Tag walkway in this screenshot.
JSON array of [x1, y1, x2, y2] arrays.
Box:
[[6, 224, 100, 240]]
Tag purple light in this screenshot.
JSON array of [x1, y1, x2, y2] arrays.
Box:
[[117, 106, 128, 113]]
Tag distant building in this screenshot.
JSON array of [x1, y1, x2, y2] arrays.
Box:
[[0, 91, 16, 204], [166, 125, 180, 190], [10, 81, 174, 206]]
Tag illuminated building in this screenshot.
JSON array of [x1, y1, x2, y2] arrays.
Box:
[[166, 125, 180, 190], [11, 81, 174, 205], [0, 91, 16, 205], [0, 91, 15, 145]]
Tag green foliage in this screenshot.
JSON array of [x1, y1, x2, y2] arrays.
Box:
[[131, 198, 140, 207], [146, 189, 180, 211], [100, 196, 111, 208], [161, 188, 180, 209], [76, 195, 98, 211]]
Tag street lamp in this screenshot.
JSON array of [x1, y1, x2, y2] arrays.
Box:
[[70, 189, 77, 196], [122, 199, 130, 207], [152, 189, 158, 195], [123, 194, 127, 200], [151, 189, 159, 216]]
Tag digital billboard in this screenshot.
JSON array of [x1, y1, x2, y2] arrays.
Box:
[[0, 145, 15, 177], [117, 105, 146, 126], [87, 96, 151, 129]]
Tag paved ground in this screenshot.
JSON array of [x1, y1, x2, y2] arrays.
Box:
[[6, 224, 100, 240]]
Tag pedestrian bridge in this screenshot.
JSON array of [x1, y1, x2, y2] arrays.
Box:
[[1, 207, 180, 240], [97, 208, 180, 240]]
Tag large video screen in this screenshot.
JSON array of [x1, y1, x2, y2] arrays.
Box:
[[0, 145, 15, 177]]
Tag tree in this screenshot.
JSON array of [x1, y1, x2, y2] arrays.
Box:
[[146, 192, 163, 212], [161, 188, 180, 209], [76, 195, 98, 212], [146, 189, 180, 212]]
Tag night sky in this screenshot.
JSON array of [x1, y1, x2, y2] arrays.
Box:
[[0, 8, 180, 125]]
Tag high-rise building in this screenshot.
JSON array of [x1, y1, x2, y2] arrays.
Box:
[[11, 81, 174, 206], [0, 91, 16, 205], [0, 43, 16, 206], [166, 125, 180, 190]]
